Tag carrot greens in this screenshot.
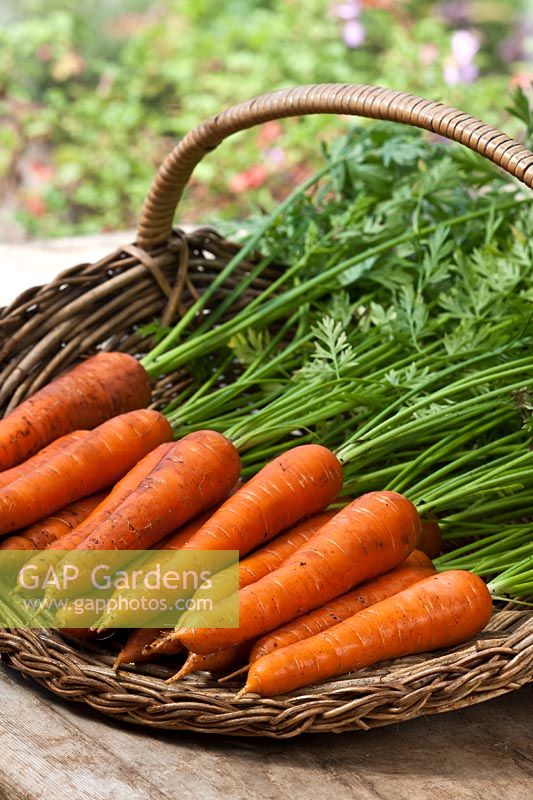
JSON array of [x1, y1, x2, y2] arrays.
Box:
[[138, 111, 532, 599]]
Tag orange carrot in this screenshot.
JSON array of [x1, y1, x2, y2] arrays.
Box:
[[243, 570, 493, 696], [141, 513, 336, 661], [158, 507, 226, 551], [111, 509, 231, 667], [189, 511, 337, 609], [99, 507, 337, 632], [418, 519, 442, 559], [168, 643, 252, 683], [0, 409, 172, 535], [0, 430, 89, 491], [0, 492, 108, 551], [73, 430, 240, 552], [46, 442, 175, 552], [16, 442, 174, 593], [113, 628, 169, 669], [100, 449, 339, 631], [156, 479, 242, 550], [249, 550, 434, 662], [236, 511, 337, 585], [45, 431, 239, 612], [174, 491, 421, 655], [181, 444, 343, 557], [0, 351, 151, 471]]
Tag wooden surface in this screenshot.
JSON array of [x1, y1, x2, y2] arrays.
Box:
[[1, 663, 531, 800], [1, 234, 532, 800]]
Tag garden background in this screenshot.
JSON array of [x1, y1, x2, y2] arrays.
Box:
[[0, 0, 531, 242]]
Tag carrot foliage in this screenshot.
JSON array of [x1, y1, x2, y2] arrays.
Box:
[[139, 94, 532, 598]]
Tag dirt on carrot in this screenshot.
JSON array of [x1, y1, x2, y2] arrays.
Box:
[[0, 352, 151, 471], [0, 409, 172, 535]]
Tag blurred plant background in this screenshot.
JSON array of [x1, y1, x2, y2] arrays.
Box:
[[0, 0, 531, 240]]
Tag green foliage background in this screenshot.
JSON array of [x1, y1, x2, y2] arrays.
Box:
[[0, 0, 530, 238]]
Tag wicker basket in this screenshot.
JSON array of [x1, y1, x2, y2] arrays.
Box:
[[0, 85, 532, 737]]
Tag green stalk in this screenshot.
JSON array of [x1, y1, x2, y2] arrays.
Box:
[[338, 355, 531, 463], [143, 197, 527, 378], [442, 490, 533, 523], [385, 408, 515, 494], [487, 557, 533, 598], [403, 430, 523, 501], [142, 155, 352, 371]]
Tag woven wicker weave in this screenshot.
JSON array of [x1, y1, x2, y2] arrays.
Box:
[[0, 85, 531, 737]]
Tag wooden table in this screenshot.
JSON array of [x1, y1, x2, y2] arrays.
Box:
[[1, 234, 532, 800], [1, 664, 531, 800]]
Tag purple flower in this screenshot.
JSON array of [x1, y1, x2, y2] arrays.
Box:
[[330, 1, 361, 21], [451, 29, 480, 66], [267, 147, 285, 165], [443, 29, 480, 85], [343, 19, 366, 49]]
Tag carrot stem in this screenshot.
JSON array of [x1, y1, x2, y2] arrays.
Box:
[[143, 198, 527, 378]]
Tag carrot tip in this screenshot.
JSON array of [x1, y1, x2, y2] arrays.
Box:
[[112, 654, 124, 671], [218, 664, 249, 683], [166, 668, 188, 685], [234, 686, 250, 700], [147, 633, 180, 654]]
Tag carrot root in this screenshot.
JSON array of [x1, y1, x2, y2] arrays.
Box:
[[243, 570, 492, 696], [0, 351, 151, 471]]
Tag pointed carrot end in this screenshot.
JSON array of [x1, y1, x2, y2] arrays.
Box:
[[218, 664, 249, 683], [234, 685, 250, 700], [144, 632, 177, 655], [112, 653, 125, 671], [166, 666, 188, 685]]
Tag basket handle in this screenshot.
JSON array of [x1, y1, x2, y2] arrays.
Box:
[[137, 84, 533, 248]]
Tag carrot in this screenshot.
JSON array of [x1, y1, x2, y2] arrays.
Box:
[[47, 443, 175, 552], [99, 508, 337, 632], [181, 444, 343, 556], [109, 509, 233, 660], [16, 442, 174, 593], [0, 351, 151, 471], [97, 445, 339, 629], [0, 430, 89, 491], [158, 507, 227, 551], [0, 492, 108, 551], [249, 550, 434, 662], [168, 643, 251, 684], [243, 570, 493, 696], [46, 432, 240, 610], [113, 627, 169, 669], [236, 511, 337, 585], [175, 491, 421, 655], [189, 511, 337, 609], [156, 479, 242, 550], [73, 430, 240, 552], [0, 409, 172, 535], [143, 515, 335, 662], [418, 519, 442, 559]]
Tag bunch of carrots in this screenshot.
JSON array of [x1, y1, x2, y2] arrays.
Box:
[[0, 351, 495, 697]]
